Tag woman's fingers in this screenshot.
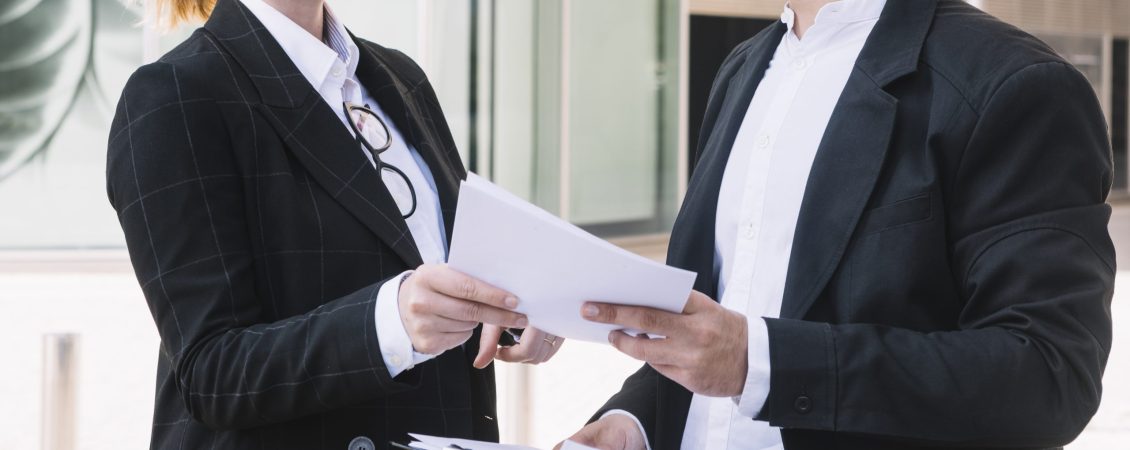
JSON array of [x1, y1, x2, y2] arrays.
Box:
[[474, 324, 505, 369], [493, 328, 563, 364], [424, 265, 519, 311], [427, 291, 528, 328]]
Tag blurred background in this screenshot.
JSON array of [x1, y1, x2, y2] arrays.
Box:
[[0, 0, 1126, 448]]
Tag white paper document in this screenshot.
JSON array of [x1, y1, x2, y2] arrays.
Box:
[[447, 173, 698, 343], [408, 433, 597, 450]]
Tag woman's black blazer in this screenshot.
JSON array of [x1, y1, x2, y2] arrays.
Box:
[[105, 0, 497, 448]]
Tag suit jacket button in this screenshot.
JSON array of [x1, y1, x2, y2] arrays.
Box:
[[349, 436, 375, 450], [794, 395, 812, 414]]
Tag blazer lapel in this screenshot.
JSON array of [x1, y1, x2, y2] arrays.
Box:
[[204, 0, 423, 267], [779, 0, 938, 319], [351, 37, 464, 245], [667, 23, 786, 300]]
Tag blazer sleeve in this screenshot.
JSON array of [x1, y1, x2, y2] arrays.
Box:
[[106, 62, 418, 431], [757, 62, 1115, 447]]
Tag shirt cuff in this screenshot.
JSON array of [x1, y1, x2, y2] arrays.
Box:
[[375, 270, 437, 377], [734, 316, 771, 418], [600, 410, 652, 450]]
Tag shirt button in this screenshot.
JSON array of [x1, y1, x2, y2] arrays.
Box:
[[390, 355, 403, 367], [757, 135, 771, 148], [333, 67, 344, 77], [792, 58, 808, 71], [744, 223, 757, 239]]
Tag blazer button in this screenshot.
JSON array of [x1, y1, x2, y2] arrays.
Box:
[[349, 436, 375, 450], [794, 395, 813, 415]]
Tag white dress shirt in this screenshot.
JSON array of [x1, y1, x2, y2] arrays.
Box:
[[239, 0, 446, 378], [688, 2, 885, 449], [610, 1, 885, 449]]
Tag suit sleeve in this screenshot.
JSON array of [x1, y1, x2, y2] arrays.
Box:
[[757, 61, 1115, 447], [106, 62, 419, 431]]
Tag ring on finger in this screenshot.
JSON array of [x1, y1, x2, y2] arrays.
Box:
[[543, 335, 558, 347]]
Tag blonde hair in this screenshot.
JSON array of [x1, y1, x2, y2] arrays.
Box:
[[154, 0, 216, 28]]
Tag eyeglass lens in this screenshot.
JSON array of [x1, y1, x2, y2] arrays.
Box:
[[349, 107, 391, 152], [381, 165, 417, 218]]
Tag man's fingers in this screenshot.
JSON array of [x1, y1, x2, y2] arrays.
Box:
[[428, 266, 519, 310], [564, 423, 602, 448], [431, 293, 529, 328], [608, 331, 676, 365], [474, 325, 505, 369], [582, 302, 678, 335]]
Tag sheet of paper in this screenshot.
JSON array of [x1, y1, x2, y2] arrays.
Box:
[[447, 173, 697, 343], [407, 433, 536, 450], [408, 434, 597, 450]]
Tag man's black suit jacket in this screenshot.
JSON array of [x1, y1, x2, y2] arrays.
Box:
[[596, 1, 1116, 449], [106, 0, 497, 448]]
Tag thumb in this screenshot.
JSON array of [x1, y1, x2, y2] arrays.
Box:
[[564, 423, 605, 448], [473, 324, 504, 369]]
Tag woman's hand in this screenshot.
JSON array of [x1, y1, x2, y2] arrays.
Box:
[[473, 325, 564, 368], [398, 264, 528, 355]]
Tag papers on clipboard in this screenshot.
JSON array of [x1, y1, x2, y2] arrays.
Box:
[[447, 174, 697, 344]]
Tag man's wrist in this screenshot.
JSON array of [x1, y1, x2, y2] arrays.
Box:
[[600, 410, 651, 450]]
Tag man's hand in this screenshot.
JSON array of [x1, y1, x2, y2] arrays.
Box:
[[555, 414, 646, 450], [582, 291, 748, 397], [473, 325, 564, 369], [398, 264, 528, 355]]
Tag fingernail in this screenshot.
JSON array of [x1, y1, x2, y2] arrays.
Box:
[[607, 332, 616, 345], [583, 304, 599, 318], [516, 317, 529, 328], [505, 296, 519, 309]]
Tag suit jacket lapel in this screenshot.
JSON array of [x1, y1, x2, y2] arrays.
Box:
[[204, 0, 424, 267], [778, 74, 897, 319], [352, 37, 464, 245], [667, 23, 786, 300], [779, 0, 938, 319]]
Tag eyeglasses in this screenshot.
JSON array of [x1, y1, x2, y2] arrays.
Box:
[[343, 102, 417, 219]]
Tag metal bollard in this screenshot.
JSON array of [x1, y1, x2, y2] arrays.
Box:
[[42, 334, 78, 450]]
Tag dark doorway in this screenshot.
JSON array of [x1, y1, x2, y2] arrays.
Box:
[[1113, 38, 1128, 193], [688, 15, 777, 177]]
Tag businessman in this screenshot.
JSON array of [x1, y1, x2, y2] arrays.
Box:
[[563, 0, 1115, 449]]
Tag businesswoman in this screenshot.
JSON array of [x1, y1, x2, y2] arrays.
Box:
[[106, 0, 562, 448]]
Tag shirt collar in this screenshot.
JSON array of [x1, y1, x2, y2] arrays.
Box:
[[239, 0, 359, 92], [781, 0, 887, 31]]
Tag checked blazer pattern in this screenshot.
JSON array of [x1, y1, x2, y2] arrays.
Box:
[[105, 0, 498, 448]]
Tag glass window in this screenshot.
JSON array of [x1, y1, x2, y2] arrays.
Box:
[[487, 0, 683, 237], [0, 0, 143, 249]]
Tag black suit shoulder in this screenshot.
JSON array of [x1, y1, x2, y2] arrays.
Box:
[[356, 38, 430, 91], [717, 23, 781, 83], [107, 29, 238, 210], [922, 0, 1080, 114]]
